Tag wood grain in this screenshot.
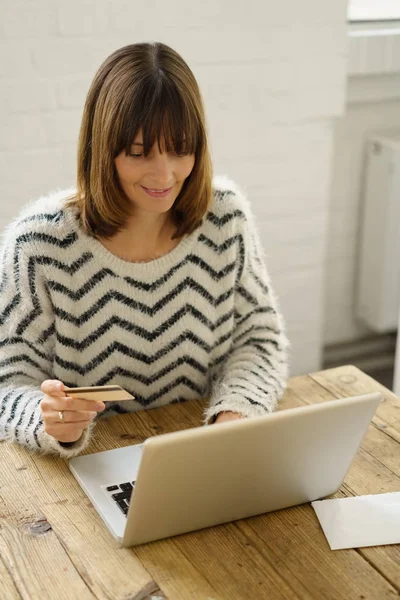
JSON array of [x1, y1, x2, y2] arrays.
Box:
[[0, 440, 159, 600], [0, 555, 21, 600], [295, 368, 400, 593], [1, 366, 399, 600]]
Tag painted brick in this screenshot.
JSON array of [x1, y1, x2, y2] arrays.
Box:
[[57, 3, 110, 36], [0, 1, 57, 39], [0, 0, 349, 375], [0, 78, 56, 113]]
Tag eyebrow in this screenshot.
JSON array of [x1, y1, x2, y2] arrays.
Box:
[[131, 142, 144, 146]]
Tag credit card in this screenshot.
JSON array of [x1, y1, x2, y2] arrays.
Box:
[[64, 385, 135, 402]]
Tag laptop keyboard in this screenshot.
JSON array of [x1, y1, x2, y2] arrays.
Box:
[[104, 480, 136, 516]]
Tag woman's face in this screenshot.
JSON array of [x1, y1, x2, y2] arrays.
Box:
[[114, 131, 195, 217]]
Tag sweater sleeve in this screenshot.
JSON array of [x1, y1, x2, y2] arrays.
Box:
[[0, 221, 93, 457], [204, 192, 290, 424]]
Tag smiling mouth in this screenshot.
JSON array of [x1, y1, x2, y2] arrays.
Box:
[[141, 185, 173, 198]]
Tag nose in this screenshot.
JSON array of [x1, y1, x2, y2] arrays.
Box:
[[149, 151, 173, 186]]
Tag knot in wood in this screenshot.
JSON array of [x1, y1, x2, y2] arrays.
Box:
[[24, 517, 52, 536]]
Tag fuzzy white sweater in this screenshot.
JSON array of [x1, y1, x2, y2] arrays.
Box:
[[0, 176, 289, 457]]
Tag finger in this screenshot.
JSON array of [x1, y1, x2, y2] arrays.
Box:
[[52, 410, 97, 424], [48, 396, 105, 413], [43, 411, 94, 427], [41, 379, 65, 396]]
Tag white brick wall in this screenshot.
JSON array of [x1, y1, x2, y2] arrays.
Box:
[[0, 0, 348, 375]]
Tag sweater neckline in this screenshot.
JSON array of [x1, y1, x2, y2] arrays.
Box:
[[67, 209, 200, 276]]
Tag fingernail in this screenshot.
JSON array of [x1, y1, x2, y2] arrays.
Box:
[[90, 411, 97, 419], [96, 402, 105, 410]]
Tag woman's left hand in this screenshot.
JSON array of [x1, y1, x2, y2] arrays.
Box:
[[214, 410, 245, 424]]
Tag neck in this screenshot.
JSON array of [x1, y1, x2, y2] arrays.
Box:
[[98, 209, 179, 263], [123, 210, 175, 246]]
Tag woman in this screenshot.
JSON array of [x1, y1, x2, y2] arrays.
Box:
[[0, 42, 289, 457]]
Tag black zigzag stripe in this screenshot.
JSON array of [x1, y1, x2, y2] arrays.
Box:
[[231, 379, 273, 398], [14, 394, 33, 443], [220, 347, 281, 378], [48, 250, 239, 300], [19, 211, 64, 227], [124, 259, 187, 292], [28, 397, 41, 436], [235, 306, 275, 327], [212, 330, 233, 353], [35, 252, 94, 275], [54, 328, 224, 374], [49, 275, 221, 305], [0, 370, 32, 385], [245, 336, 281, 351], [247, 365, 283, 391], [206, 209, 245, 227], [55, 307, 234, 351], [198, 233, 244, 254], [234, 324, 281, 345], [64, 356, 207, 387], [0, 337, 51, 362], [245, 341, 274, 359], [199, 233, 245, 282], [0, 212, 75, 294], [0, 294, 21, 326], [39, 323, 55, 344], [214, 189, 235, 202], [48, 267, 116, 299], [4, 391, 26, 439], [33, 418, 42, 448], [236, 284, 277, 311], [212, 396, 268, 412], [0, 390, 15, 419], [54, 336, 186, 373], [64, 373, 205, 408], [186, 255, 236, 280], [52, 283, 235, 327], [210, 333, 280, 372], [0, 354, 43, 373], [248, 265, 269, 295], [6, 391, 26, 425], [14, 230, 78, 284], [7, 231, 79, 332], [95, 373, 204, 407]]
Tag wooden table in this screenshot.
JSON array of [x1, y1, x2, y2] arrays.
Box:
[[1, 365, 399, 600]]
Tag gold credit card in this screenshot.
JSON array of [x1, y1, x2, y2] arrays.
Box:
[[64, 385, 135, 402]]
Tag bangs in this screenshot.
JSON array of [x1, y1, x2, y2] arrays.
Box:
[[117, 74, 201, 157]]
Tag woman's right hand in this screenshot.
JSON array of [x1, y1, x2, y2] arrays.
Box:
[[40, 380, 105, 443]]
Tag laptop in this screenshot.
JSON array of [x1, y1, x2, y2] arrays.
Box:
[[69, 392, 382, 547]]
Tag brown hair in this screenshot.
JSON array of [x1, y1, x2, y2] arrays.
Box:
[[65, 42, 213, 239]]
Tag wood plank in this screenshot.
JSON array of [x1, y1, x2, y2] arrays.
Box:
[[0, 445, 95, 600], [291, 369, 400, 593], [2, 367, 399, 600], [239, 504, 398, 600], [0, 555, 22, 600], [310, 364, 400, 441], [0, 440, 159, 600], [133, 538, 222, 600]]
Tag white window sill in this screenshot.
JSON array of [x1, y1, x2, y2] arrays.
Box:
[[348, 20, 400, 75]]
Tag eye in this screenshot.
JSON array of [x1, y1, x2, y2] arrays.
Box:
[[173, 150, 191, 157], [129, 153, 143, 159]]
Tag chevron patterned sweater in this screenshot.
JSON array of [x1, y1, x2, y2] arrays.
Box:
[[0, 176, 289, 457]]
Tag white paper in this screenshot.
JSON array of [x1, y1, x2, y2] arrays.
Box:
[[311, 492, 400, 550]]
